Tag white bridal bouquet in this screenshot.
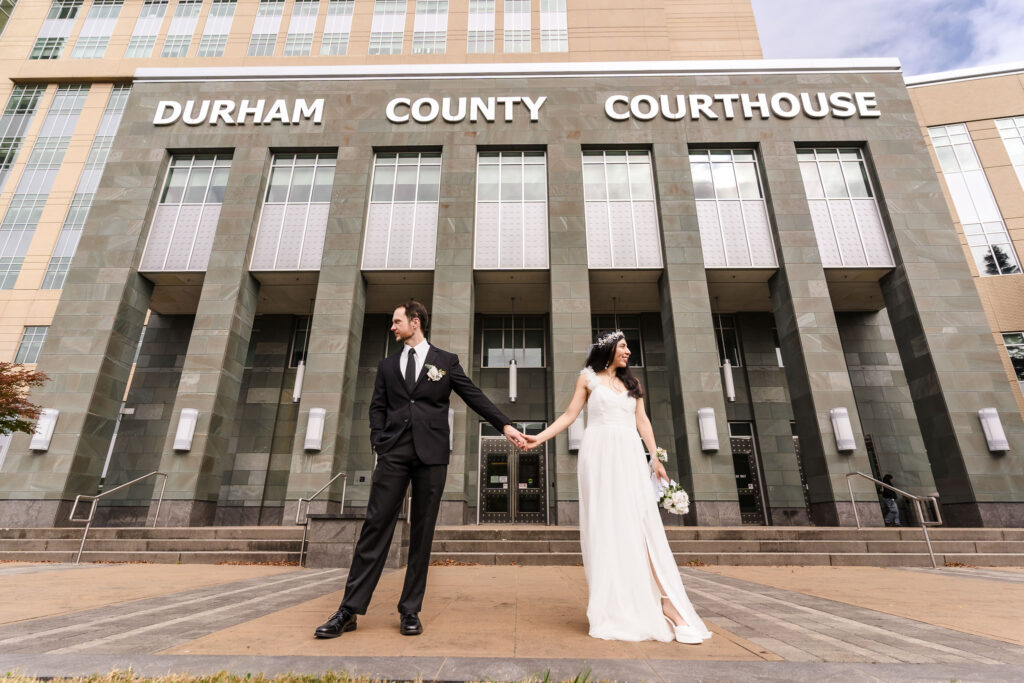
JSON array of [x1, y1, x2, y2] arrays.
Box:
[[650, 448, 690, 515]]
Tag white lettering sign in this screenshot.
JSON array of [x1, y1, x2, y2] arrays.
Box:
[[153, 99, 324, 126], [603, 92, 881, 121], [385, 96, 547, 124]]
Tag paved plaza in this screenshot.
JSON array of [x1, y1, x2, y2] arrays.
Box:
[[1, 561, 1023, 681]]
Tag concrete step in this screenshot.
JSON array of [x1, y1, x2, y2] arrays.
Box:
[[0, 538, 303, 552], [0, 526, 306, 540], [430, 538, 1024, 554], [432, 526, 1024, 542], [0, 550, 301, 564]]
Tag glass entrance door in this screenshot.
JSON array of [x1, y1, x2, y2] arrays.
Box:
[[478, 422, 547, 523], [729, 421, 769, 525]]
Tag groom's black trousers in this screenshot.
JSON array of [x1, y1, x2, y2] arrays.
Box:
[[340, 429, 447, 615]]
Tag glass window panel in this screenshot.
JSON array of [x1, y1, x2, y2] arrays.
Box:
[[712, 162, 738, 199], [606, 163, 629, 200], [478, 164, 499, 200], [312, 166, 334, 202], [395, 166, 418, 201], [583, 163, 606, 200], [501, 164, 522, 201], [523, 164, 545, 201], [819, 162, 848, 198], [289, 165, 314, 203], [372, 166, 395, 201], [691, 161, 714, 199], [843, 161, 871, 198], [207, 167, 229, 203], [183, 167, 211, 203], [734, 162, 760, 199], [417, 165, 440, 201], [935, 146, 959, 174], [162, 166, 189, 203], [799, 162, 823, 199], [267, 166, 291, 202], [628, 162, 653, 200]]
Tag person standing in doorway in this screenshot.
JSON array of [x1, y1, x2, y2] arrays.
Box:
[[314, 300, 527, 639], [881, 474, 901, 527]]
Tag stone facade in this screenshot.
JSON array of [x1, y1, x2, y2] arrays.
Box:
[[2, 61, 1023, 528]]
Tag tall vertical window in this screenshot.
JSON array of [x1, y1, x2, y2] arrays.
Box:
[[503, 0, 530, 53], [798, 147, 894, 268], [539, 0, 566, 52], [996, 116, 1024, 191], [0, 84, 88, 289], [0, 0, 18, 39], [482, 315, 545, 367], [712, 314, 741, 367], [284, 0, 320, 56], [582, 150, 663, 269], [591, 314, 643, 366], [70, 0, 121, 59], [248, 0, 285, 56], [140, 154, 231, 272], [29, 0, 82, 59], [928, 124, 1020, 276], [1003, 332, 1024, 394], [412, 0, 446, 54], [320, 0, 353, 55], [0, 84, 46, 193], [160, 0, 202, 57], [690, 149, 777, 268], [125, 0, 168, 58], [474, 151, 547, 269], [250, 153, 336, 270], [14, 326, 47, 363], [197, 0, 236, 57], [362, 152, 440, 269], [467, 0, 494, 53], [369, 0, 406, 54], [43, 85, 130, 290]]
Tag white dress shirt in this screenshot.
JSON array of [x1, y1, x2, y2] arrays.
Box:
[[400, 338, 430, 382]]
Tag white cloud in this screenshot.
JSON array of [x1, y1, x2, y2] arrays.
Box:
[[752, 0, 1024, 75]]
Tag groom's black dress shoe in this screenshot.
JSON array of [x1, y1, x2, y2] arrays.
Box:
[[314, 608, 357, 639], [400, 612, 423, 636]]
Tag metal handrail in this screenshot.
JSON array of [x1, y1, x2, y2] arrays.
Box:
[[69, 470, 167, 565], [846, 471, 943, 569], [295, 472, 347, 566]]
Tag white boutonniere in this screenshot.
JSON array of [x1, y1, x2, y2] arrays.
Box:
[[425, 364, 446, 381]]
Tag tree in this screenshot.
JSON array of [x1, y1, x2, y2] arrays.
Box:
[[0, 362, 49, 436]]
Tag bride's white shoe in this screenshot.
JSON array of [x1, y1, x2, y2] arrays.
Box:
[[662, 596, 704, 644]]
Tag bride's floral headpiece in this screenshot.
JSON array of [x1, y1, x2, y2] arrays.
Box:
[[593, 330, 624, 349]]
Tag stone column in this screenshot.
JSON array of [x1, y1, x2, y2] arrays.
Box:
[[738, 314, 807, 526], [283, 147, 372, 522], [431, 141, 476, 525], [148, 147, 265, 527], [653, 141, 741, 526], [872, 134, 1024, 526], [0, 144, 163, 527], [548, 142, 591, 525], [762, 143, 881, 527]]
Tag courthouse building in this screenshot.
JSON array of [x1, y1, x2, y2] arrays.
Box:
[[0, 0, 1021, 530]]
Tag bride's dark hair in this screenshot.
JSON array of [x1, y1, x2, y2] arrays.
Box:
[[585, 330, 643, 399]]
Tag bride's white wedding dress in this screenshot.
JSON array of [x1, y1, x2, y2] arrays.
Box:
[[577, 367, 713, 643]]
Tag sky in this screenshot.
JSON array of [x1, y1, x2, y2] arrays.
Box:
[[751, 0, 1024, 76]]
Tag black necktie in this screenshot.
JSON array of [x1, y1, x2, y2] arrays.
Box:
[[405, 348, 417, 390]]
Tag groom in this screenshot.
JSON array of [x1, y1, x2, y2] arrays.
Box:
[[315, 300, 526, 638]]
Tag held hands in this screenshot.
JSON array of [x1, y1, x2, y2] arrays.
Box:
[[521, 434, 545, 450], [503, 424, 529, 450]]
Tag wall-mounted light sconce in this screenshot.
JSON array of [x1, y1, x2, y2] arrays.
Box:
[[305, 407, 326, 451], [722, 359, 736, 402], [448, 407, 455, 451], [29, 408, 59, 452], [172, 408, 198, 451], [293, 360, 305, 403], [697, 407, 718, 452], [568, 412, 585, 452], [829, 407, 856, 452], [978, 407, 1010, 452], [509, 358, 518, 403]]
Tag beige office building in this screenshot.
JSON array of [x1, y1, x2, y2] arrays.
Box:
[[0, 1, 1021, 530]]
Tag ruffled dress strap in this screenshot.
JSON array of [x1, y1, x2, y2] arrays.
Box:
[[580, 366, 600, 392]]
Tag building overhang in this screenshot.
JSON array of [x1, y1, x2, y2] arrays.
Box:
[[906, 60, 1024, 87], [133, 58, 904, 84]]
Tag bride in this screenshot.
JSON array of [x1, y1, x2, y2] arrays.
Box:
[[523, 330, 712, 644]]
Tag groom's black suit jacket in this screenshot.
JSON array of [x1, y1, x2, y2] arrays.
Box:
[[369, 344, 511, 464]]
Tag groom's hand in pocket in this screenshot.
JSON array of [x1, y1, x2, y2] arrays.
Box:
[[503, 424, 528, 450]]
